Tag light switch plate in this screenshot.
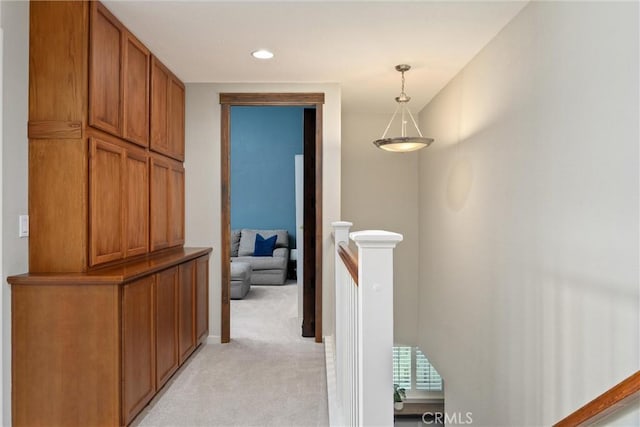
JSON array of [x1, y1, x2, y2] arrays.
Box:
[[19, 215, 29, 238]]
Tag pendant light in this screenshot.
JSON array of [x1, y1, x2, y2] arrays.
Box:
[[373, 64, 434, 152]]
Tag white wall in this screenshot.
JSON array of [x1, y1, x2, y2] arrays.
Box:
[[416, 2, 639, 426], [185, 83, 341, 341], [1, 1, 29, 425], [341, 112, 419, 346]]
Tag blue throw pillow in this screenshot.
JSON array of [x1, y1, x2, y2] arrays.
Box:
[[254, 234, 277, 257]]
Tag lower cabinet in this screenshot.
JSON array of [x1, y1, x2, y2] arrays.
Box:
[[179, 260, 196, 363], [122, 275, 156, 425], [196, 255, 209, 342], [8, 248, 211, 427], [155, 266, 179, 388]]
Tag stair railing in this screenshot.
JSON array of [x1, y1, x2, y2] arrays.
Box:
[[554, 370, 640, 426], [332, 221, 403, 427]]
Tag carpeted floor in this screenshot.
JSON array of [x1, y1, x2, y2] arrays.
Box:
[[133, 282, 329, 427]]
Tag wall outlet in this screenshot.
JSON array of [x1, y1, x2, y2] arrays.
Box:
[[19, 215, 29, 238]]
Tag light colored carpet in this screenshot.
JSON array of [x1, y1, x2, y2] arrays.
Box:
[[134, 282, 329, 427]]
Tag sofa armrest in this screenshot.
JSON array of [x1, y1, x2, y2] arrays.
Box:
[[273, 248, 289, 259]]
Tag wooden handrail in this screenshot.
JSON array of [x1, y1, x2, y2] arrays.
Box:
[[338, 242, 359, 285], [554, 370, 640, 427]]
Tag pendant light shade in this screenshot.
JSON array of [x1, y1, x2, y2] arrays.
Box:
[[373, 64, 434, 153]]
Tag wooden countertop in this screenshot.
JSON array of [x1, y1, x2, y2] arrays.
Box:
[[8, 247, 212, 286]]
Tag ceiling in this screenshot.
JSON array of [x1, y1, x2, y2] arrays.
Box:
[[104, 1, 528, 113]]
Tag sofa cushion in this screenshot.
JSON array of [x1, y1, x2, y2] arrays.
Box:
[[254, 234, 277, 257], [238, 229, 288, 256], [231, 229, 241, 257], [233, 256, 287, 271]]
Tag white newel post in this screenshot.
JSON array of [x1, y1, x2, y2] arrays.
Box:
[[351, 230, 403, 427], [332, 221, 352, 415]]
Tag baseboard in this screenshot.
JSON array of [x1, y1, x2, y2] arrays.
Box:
[[206, 335, 221, 344], [324, 334, 341, 426]]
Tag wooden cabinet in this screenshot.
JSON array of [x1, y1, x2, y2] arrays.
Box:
[[90, 137, 125, 265], [28, 1, 183, 272], [19, 2, 204, 424], [155, 267, 179, 389], [168, 77, 186, 160], [179, 261, 196, 363], [89, 2, 123, 136], [150, 57, 169, 155], [150, 154, 185, 252], [123, 32, 150, 147], [9, 249, 211, 427], [90, 2, 151, 147], [90, 136, 149, 266], [122, 275, 156, 425], [151, 56, 185, 161], [125, 149, 150, 257], [169, 161, 186, 246], [150, 156, 170, 251], [196, 255, 209, 342]]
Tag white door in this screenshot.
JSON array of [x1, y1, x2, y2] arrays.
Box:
[[294, 155, 304, 321]]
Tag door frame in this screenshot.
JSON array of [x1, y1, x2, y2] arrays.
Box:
[[219, 93, 324, 343]]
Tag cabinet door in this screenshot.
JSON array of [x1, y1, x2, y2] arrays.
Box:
[[122, 275, 155, 425], [90, 138, 124, 266], [178, 261, 195, 363], [168, 77, 185, 161], [155, 267, 179, 389], [125, 149, 149, 257], [150, 156, 170, 251], [195, 255, 209, 342], [89, 2, 122, 137], [123, 32, 149, 147], [169, 162, 185, 247], [150, 57, 169, 155]]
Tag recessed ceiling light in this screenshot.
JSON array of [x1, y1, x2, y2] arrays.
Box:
[[252, 49, 274, 60]]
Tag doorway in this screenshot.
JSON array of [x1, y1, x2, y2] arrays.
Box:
[[220, 93, 324, 343]]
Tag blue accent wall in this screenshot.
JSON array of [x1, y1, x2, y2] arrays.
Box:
[[230, 106, 304, 248]]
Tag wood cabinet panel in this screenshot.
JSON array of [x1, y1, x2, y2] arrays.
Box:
[[29, 139, 88, 273], [125, 148, 149, 257], [150, 57, 169, 155], [168, 78, 185, 160], [89, 2, 122, 136], [12, 284, 120, 426], [178, 261, 195, 363], [122, 275, 156, 425], [29, 1, 88, 125], [151, 56, 185, 161], [151, 154, 184, 252], [155, 267, 179, 389], [90, 137, 125, 266], [169, 162, 185, 246], [196, 255, 209, 342], [123, 32, 150, 147], [150, 156, 170, 251]]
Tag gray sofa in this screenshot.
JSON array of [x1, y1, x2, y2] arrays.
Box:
[[231, 229, 289, 286]]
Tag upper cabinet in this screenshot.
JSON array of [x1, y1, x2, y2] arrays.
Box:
[[28, 1, 185, 273], [151, 56, 185, 161], [123, 33, 150, 147], [150, 154, 185, 252], [89, 136, 149, 267], [89, 2, 150, 147], [168, 77, 186, 160], [89, 3, 123, 137]]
